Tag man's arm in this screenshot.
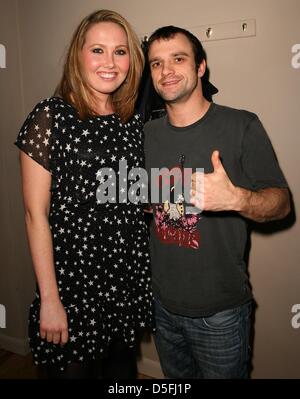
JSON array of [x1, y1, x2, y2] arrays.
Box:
[[190, 151, 290, 223], [232, 186, 290, 222]]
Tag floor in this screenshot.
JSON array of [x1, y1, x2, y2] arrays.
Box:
[[0, 348, 152, 379], [0, 349, 39, 379]]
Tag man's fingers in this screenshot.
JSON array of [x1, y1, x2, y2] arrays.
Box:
[[191, 171, 204, 181], [190, 196, 203, 210], [191, 173, 204, 192], [211, 150, 228, 176], [211, 150, 221, 171], [190, 188, 204, 197]]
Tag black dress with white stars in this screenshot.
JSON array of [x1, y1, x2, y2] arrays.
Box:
[[15, 97, 153, 371]]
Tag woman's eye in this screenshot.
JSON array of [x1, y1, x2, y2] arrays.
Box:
[[115, 49, 127, 55], [92, 48, 103, 54]]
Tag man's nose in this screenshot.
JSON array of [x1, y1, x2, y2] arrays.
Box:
[[161, 61, 174, 76]]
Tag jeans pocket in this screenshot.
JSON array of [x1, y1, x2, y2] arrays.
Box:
[[202, 306, 240, 330]]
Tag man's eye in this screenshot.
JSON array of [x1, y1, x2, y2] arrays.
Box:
[[92, 48, 103, 54], [175, 57, 184, 63], [151, 62, 160, 69], [115, 49, 127, 55]]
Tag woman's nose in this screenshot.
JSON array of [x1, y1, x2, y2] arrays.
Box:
[[103, 52, 115, 68]]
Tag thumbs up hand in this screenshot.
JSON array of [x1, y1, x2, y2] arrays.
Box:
[[190, 150, 239, 212], [211, 150, 224, 173]]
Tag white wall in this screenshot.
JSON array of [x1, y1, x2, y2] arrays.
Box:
[[0, 0, 299, 378]]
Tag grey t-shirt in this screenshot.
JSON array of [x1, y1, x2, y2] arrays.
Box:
[[144, 102, 288, 317]]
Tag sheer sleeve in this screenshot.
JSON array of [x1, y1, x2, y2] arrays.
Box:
[[15, 98, 56, 173]]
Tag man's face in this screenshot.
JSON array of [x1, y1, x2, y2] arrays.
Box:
[[148, 33, 203, 104]]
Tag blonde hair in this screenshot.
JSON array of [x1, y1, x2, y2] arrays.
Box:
[[55, 9, 144, 122]]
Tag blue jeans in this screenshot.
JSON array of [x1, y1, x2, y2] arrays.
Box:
[[154, 298, 252, 379]]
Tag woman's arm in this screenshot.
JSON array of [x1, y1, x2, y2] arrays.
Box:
[[20, 152, 69, 345]]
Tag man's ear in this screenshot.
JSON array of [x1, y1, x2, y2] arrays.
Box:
[[197, 59, 206, 78]]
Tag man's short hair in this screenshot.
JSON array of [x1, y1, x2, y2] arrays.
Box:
[[147, 25, 206, 69], [147, 25, 218, 99]]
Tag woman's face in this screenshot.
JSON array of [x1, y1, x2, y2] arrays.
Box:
[[80, 22, 130, 101]]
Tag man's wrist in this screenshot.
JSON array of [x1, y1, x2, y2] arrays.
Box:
[[233, 186, 252, 212]]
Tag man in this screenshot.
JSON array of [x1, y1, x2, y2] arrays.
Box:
[[144, 26, 290, 379]]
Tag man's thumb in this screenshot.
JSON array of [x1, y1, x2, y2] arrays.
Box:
[[211, 150, 222, 172]]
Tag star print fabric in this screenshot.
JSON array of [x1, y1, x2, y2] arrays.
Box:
[[15, 97, 153, 370]]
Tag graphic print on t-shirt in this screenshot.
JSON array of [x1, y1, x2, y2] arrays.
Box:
[[153, 164, 201, 250]]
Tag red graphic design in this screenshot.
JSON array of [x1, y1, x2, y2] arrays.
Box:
[[154, 205, 200, 250]]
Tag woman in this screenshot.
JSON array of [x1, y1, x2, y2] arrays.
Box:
[[15, 9, 153, 379]]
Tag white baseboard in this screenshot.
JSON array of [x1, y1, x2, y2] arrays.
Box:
[[0, 333, 30, 356], [137, 357, 164, 379]]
